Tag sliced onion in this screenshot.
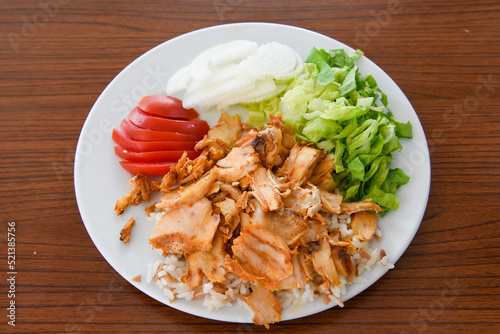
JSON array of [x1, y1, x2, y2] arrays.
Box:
[[187, 62, 242, 92], [166, 65, 192, 95], [166, 40, 304, 112], [239, 42, 298, 80], [272, 48, 304, 80], [183, 75, 255, 111], [221, 79, 277, 107], [210, 40, 258, 67], [189, 43, 225, 83]]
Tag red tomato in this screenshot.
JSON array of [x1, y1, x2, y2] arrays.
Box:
[[138, 95, 199, 120], [114, 145, 199, 162], [112, 128, 196, 152], [119, 161, 177, 176], [128, 107, 209, 136], [120, 118, 204, 142]]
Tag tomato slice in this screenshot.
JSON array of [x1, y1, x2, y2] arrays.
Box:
[[120, 118, 204, 142], [112, 128, 196, 152], [128, 107, 209, 136], [114, 146, 199, 162], [138, 95, 199, 120], [119, 160, 176, 176]]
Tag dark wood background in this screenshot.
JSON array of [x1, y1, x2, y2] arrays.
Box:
[[1, 0, 499, 333]]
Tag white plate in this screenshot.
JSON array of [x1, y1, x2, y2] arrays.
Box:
[[74, 22, 430, 323]]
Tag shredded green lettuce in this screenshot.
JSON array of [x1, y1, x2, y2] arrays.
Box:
[[244, 48, 412, 212]]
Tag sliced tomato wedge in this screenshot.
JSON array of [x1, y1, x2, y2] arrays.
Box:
[[114, 146, 199, 162], [128, 107, 209, 136], [112, 128, 196, 152], [138, 95, 199, 120], [119, 160, 177, 176], [120, 118, 204, 142]]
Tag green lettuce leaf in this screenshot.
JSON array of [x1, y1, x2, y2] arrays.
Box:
[[242, 47, 412, 212]]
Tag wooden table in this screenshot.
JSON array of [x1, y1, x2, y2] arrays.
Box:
[[1, 0, 499, 333]]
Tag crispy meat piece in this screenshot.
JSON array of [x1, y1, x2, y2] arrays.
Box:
[[251, 206, 309, 246], [114, 174, 151, 215], [299, 218, 328, 245], [331, 246, 356, 281], [156, 168, 219, 212], [219, 182, 242, 201], [206, 180, 222, 197], [249, 166, 284, 212], [160, 151, 214, 190], [194, 113, 242, 161], [207, 112, 242, 148], [161, 112, 242, 189], [183, 231, 226, 287], [283, 185, 322, 218], [340, 200, 383, 214], [149, 197, 220, 255], [244, 283, 282, 329], [308, 153, 335, 186], [281, 124, 296, 151], [239, 175, 250, 190], [350, 211, 378, 241], [235, 128, 259, 147], [311, 237, 341, 290], [316, 173, 336, 192], [277, 143, 324, 186], [216, 145, 260, 183], [275, 247, 313, 290], [251, 203, 326, 247], [214, 198, 241, 242], [119, 217, 135, 243], [194, 138, 230, 161], [236, 191, 250, 210], [318, 187, 343, 214], [249, 118, 284, 169], [224, 224, 293, 290], [249, 127, 282, 169]]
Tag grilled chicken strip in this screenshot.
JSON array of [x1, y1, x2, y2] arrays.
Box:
[[249, 166, 285, 212], [194, 113, 242, 160], [149, 197, 220, 255], [308, 153, 335, 186], [216, 145, 260, 183], [350, 211, 378, 241], [183, 231, 226, 287], [156, 168, 219, 212], [311, 237, 341, 290], [277, 142, 324, 186], [331, 245, 356, 281], [283, 184, 322, 218], [114, 174, 152, 215], [340, 200, 383, 214], [249, 115, 284, 169], [274, 247, 313, 290], [244, 283, 282, 329], [214, 198, 241, 242], [119, 217, 135, 243], [251, 205, 309, 246], [161, 113, 241, 190], [224, 224, 293, 290], [160, 151, 215, 190], [318, 187, 343, 214]]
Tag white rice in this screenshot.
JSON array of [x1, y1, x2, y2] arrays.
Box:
[[146, 211, 395, 317]]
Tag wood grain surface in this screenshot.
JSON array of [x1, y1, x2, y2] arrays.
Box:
[[1, 0, 499, 333]]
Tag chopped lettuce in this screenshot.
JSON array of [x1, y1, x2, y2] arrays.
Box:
[[244, 47, 412, 212]]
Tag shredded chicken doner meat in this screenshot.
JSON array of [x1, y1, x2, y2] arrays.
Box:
[[138, 113, 388, 327]]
